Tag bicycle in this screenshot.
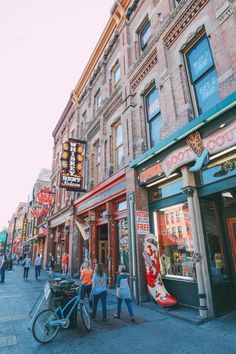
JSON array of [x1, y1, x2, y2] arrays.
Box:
[[32, 284, 91, 343]]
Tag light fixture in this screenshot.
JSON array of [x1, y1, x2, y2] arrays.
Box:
[[146, 172, 179, 188], [222, 191, 233, 198], [219, 123, 226, 128], [209, 146, 236, 161]]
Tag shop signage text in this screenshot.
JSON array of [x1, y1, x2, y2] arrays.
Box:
[[161, 121, 236, 176], [60, 139, 86, 191], [136, 211, 150, 235]]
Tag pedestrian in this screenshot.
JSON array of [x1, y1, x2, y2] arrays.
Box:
[[114, 264, 135, 321], [16, 254, 20, 265], [80, 261, 93, 310], [0, 254, 7, 284], [48, 254, 55, 277], [22, 254, 32, 280], [61, 253, 68, 275], [34, 254, 42, 280], [91, 263, 107, 322]]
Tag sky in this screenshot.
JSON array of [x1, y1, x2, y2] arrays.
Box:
[[0, 0, 113, 229]]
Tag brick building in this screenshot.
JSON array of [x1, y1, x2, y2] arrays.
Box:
[[49, 0, 236, 318]]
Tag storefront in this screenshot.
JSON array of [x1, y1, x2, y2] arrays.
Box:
[[74, 169, 127, 286], [130, 92, 236, 317]]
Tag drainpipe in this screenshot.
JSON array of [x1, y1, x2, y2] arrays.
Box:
[[181, 167, 208, 319], [128, 193, 139, 303]]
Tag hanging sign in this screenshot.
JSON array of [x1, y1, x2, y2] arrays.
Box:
[[136, 211, 150, 235], [60, 139, 86, 191], [21, 217, 28, 242], [30, 204, 44, 218], [37, 187, 54, 205]]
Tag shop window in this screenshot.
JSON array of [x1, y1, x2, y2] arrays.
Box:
[[200, 157, 236, 186], [145, 87, 162, 147], [94, 142, 101, 184], [98, 209, 107, 219], [116, 218, 129, 271], [201, 199, 228, 282], [139, 19, 151, 51], [113, 120, 124, 171], [116, 200, 127, 212], [156, 202, 195, 279], [184, 34, 219, 115]]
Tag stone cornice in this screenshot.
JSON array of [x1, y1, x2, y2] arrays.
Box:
[[104, 92, 123, 121], [163, 0, 210, 49], [130, 48, 158, 91], [87, 119, 101, 141]]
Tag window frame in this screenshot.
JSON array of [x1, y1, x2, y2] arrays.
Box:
[[94, 89, 101, 112], [138, 18, 151, 51], [94, 141, 101, 185], [183, 32, 219, 116], [113, 119, 124, 172], [111, 61, 121, 91]]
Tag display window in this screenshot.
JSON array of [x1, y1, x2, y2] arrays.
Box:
[[116, 218, 129, 271], [201, 199, 228, 282], [156, 202, 195, 279]]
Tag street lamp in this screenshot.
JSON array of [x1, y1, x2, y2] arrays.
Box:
[[9, 216, 17, 271]]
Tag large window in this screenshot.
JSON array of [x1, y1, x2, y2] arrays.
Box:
[[156, 203, 195, 279], [145, 87, 162, 147], [111, 62, 121, 92], [185, 34, 219, 115], [114, 121, 124, 171], [94, 90, 101, 113], [116, 218, 129, 271], [139, 20, 151, 50]]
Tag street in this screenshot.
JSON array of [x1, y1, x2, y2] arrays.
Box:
[[0, 265, 236, 354]]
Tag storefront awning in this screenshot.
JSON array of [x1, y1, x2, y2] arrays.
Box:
[[129, 91, 236, 169]]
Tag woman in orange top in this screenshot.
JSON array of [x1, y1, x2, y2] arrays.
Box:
[[80, 261, 93, 310], [62, 253, 68, 275]]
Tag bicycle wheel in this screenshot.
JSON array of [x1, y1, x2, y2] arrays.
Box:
[[32, 309, 60, 344], [79, 302, 91, 332]]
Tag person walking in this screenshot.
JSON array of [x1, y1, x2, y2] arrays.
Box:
[[80, 261, 93, 310], [22, 254, 32, 280], [91, 263, 107, 322], [0, 254, 7, 284], [114, 264, 135, 321], [48, 254, 55, 277], [34, 254, 42, 280], [61, 253, 68, 275]]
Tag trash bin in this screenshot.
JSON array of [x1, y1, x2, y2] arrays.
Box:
[[48, 279, 77, 328]]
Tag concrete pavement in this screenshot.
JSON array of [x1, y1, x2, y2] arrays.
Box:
[[0, 265, 236, 354]]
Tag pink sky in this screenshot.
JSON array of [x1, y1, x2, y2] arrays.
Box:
[[0, 0, 113, 228]]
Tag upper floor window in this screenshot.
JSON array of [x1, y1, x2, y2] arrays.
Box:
[[114, 121, 124, 171], [174, 0, 182, 7], [185, 34, 219, 115], [94, 142, 101, 184], [139, 20, 151, 50], [70, 129, 74, 139], [94, 90, 101, 112], [111, 62, 121, 92], [81, 110, 87, 134], [145, 87, 162, 147]]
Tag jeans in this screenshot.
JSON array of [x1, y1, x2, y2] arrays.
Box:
[[92, 291, 107, 320], [23, 267, 29, 279], [0, 268, 5, 283], [81, 284, 93, 309], [117, 297, 133, 317], [35, 265, 41, 279]]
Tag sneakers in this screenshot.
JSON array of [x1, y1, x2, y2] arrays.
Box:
[[131, 317, 135, 322], [113, 314, 120, 319]]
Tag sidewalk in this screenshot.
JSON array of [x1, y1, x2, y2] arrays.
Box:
[[0, 265, 236, 354]]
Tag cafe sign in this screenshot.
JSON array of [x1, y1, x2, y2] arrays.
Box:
[[161, 121, 236, 177], [60, 139, 86, 191]]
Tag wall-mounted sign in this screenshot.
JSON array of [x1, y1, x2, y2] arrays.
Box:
[[21, 217, 28, 242], [161, 121, 236, 177], [30, 204, 44, 218], [136, 211, 150, 235], [37, 187, 54, 205], [60, 139, 86, 191], [0, 232, 7, 243]]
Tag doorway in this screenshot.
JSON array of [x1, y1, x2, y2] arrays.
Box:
[[97, 224, 108, 271]]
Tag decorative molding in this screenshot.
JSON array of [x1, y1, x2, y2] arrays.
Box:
[[130, 49, 158, 91], [87, 120, 101, 140], [216, 2, 233, 25], [163, 0, 210, 49], [104, 92, 123, 121]]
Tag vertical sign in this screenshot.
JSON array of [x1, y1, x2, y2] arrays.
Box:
[[136, 211, 150, 235], [60, 139, 86, 191]]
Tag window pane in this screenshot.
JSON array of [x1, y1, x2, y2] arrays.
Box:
[[116, 200, 127, 212], [116, 124, 123, 146], [117, 145, 124, 170], [157, 203, 195, 279], [140, 22, 151, 49], [96, 145, 101, 164], [146, 88, 160, 120], [117, 218, 129, 271], [149, 115, 161, 147], [114, 65, 121, 84], [201, 199, 228, 282], [187, 36, 214, 82], [195, 69, 219, 114]]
